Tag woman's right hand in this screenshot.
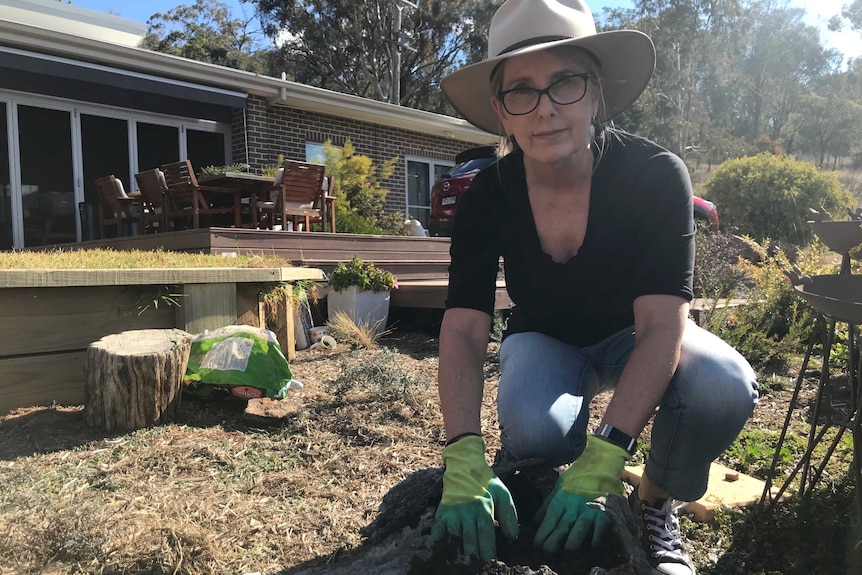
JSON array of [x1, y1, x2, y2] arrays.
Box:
[[431, 435, 519, 561]]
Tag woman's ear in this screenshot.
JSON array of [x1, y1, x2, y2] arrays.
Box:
[[590, 92, 600, 121]]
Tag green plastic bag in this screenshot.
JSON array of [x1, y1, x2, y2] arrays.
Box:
[[184, 325, 299, 400]]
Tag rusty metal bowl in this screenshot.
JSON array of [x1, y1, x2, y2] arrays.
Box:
[[792, 274, 862, 323], [808, 220, 862, 255]]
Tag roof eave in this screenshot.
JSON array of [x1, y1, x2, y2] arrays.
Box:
[[0, 19, 495, 145]]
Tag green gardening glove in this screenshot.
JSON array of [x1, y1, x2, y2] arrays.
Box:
[[431, 435, 519, 561], [533, 435, 630, 553]]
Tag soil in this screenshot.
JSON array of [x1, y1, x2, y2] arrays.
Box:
[[0, 327, 852, 575]]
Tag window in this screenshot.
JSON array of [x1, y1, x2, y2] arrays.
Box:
[[405, 157, 453, 227], [306, 142, 325, 164]]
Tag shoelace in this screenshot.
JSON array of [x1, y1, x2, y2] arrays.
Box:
[[642, 500, 687, 560]]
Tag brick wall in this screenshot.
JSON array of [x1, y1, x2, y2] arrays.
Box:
[[230, 108, 247, 166], [230, 95, 480, 214]]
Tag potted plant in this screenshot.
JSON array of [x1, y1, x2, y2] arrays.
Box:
[[326, 257, 397, 335]]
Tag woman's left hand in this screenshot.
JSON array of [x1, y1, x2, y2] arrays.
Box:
[[533, 435, 630, 553]]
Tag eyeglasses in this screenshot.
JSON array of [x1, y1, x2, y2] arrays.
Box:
[[497, 73, 592, 116]]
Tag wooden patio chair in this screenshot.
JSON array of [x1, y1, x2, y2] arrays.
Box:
[[134, 168, 169, 233], [160, 160, 239, 230], [258, 160, 328, 232], [306, 176, 336, 233], [94, 175, 138, 238]]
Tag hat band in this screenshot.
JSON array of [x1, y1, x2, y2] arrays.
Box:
[[497, 35, 571, 56]]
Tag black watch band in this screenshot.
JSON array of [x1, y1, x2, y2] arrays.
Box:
[[593, 423, 638, 456]]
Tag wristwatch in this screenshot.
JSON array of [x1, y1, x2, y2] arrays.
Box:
[[593, 423, 638, 456]]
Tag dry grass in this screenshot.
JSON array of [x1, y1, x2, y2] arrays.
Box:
[[0, 247, 293, 270], [326, 310, 388, 349], [0, 334, 450, 575], [0, 330, 855, 574]]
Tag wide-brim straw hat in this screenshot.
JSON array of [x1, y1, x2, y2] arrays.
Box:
[[441, 0, 656, 134]]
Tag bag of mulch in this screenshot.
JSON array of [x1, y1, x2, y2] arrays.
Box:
[[183, 325, 301, 400]]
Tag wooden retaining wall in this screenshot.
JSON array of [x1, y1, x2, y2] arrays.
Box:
[[0, 267, 324, 415], [68, 228, 512, 310]]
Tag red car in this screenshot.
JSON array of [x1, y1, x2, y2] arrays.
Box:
[[429, 146, 498, 237], [429, 145, 720, 236]]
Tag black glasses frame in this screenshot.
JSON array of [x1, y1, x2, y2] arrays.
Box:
[[497, 73, 592, 116]]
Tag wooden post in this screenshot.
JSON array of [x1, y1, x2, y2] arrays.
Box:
[[84, 329, 192, 432], [264, 290, 296, 361]]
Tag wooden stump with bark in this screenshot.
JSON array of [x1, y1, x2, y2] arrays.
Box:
[[84, 328, 193, 432], [286, 458, 656, 575]]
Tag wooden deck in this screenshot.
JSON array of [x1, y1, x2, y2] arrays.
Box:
[[66, 227, 514, 311]]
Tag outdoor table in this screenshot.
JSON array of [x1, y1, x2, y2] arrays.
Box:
[[198, 172, 275, 228]]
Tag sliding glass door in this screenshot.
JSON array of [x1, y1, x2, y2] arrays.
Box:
[[0, 93, 231, 249], [136, 122, 180, 173], [187, 128, 226, 170], [0, 104, 11, 250], [18, 105, 76, 247], [81, 114, 130, 240]]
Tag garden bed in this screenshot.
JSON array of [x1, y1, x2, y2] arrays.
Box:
[[0, 266, 324, 415]]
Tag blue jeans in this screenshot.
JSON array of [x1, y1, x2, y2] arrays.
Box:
[[497, 321, 759, 501]]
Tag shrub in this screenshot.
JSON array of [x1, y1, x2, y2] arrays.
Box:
[[328, 257, 396, 293], [261, 153, 285, 178], [692, 223, 750, 299], [703, 154, 854, 244], [320, 139, 408, 235], [199, 162, 249, 176], [704, 240, 825, 369]]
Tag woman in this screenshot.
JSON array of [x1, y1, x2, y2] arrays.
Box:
[[430, 1, 759, 573]]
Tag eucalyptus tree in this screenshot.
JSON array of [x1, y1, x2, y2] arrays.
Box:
[[603, 0, 745, 160], [253, 0, 498, 113], [830, 0, 862, 37], [142, 0, 275, 74], [733, 2, 837, 143], [787, 69, 862, 167]]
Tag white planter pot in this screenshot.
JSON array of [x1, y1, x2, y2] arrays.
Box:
[[327, 286, 391, 335]]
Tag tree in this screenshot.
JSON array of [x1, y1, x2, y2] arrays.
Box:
[[734, 3, 835, 143], [253, 0, 497, 113], [142, 0, 276, 74], [830, 0, 862, 35], [785, 83, 862, 168], [604, 0, 744, 158]]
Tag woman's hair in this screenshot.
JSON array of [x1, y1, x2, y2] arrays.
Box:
[[489, 45, 618, 163]]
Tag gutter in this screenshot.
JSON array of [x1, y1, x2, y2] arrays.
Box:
[[0, 19, 495, 145]]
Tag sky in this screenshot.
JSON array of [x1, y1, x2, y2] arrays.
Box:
[[71, 0, 862, 62]]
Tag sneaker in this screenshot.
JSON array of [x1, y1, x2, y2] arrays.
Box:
[[629, 488, 696, 575]]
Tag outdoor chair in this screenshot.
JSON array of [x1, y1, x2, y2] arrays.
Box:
[[258, 160, 330, 232], [134, 168, 169, 233], [94, 175, 138, 238], [306, 176, 336, 233], [160, 160, 240, 229]]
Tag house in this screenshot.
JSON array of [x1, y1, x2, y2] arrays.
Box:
[[0, 0, 494, 250]]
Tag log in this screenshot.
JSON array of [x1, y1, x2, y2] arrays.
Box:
[[84, 329, 192, 432], [285, 458, 656, 575]]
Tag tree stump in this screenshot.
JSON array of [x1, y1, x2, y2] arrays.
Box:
[[84, 328, 192, 432]]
